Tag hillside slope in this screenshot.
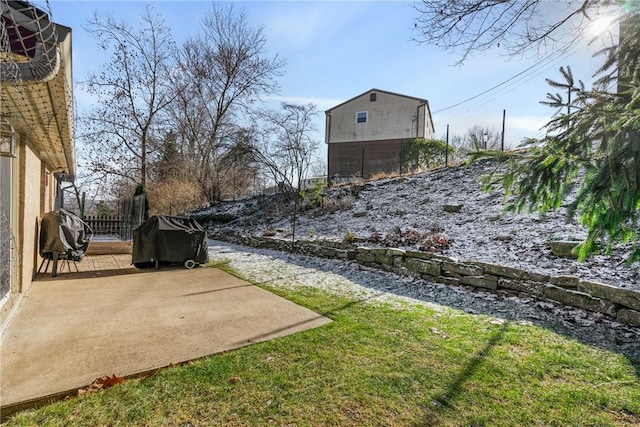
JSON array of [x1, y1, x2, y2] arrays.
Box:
[[202, 159, 639, 290]]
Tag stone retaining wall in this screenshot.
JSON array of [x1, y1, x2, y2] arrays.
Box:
[[212, 233, 640, 328]]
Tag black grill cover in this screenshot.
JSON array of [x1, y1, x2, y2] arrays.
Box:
[[132, 215, 208, 267], [39, 209, 93, 261]]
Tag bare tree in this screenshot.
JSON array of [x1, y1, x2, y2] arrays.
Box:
[[79, 5, 176, 188], [170, 4, 285, 204], [464, 125, 502, 151], [413, 0, 611, 64], [444, 126, 501, 159], [309, 158, 327, 179], [252, 103, 320, 192], [250, 103, 320, 248]]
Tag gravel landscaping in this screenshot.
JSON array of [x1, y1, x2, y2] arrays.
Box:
[[203, 159, 639, 290]]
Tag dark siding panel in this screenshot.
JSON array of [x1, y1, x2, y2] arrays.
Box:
[[328, 139, 408, 179]]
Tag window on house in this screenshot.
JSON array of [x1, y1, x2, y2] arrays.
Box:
[[370, 93, 376, 102], [356, 111, 368, 124]]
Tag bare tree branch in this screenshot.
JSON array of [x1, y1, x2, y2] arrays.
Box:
[[169, 4, 285, 204], [79, 5, 176, 188], [412, 0, 605, 64]]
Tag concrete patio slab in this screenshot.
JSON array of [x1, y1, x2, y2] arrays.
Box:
[[0, 265, 331, 414]]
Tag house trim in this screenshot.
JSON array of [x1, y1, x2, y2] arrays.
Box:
[[325, 88, 428, 114]]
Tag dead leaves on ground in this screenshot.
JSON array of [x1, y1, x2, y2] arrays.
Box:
[[78, 374, 125, 395]]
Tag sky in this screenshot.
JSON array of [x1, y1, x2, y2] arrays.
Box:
[[46, 0, 618, 163]]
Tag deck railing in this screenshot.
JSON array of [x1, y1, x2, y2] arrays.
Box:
[[83, 215, 137, 240]]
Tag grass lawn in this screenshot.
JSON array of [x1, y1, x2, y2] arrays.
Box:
[[4, 265, 640, 426]]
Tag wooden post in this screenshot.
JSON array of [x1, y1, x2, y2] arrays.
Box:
[[445, 124, 449, 167], [501, 109, 506, 151]]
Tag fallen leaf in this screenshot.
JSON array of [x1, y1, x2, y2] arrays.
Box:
[[78, 374, 125, 395], [429, 327, 448, 339]]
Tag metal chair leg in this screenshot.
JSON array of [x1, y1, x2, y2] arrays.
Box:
[[52, 252, 59, 277]]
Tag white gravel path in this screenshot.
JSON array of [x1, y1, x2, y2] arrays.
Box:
[[208, 240, 640, 365]]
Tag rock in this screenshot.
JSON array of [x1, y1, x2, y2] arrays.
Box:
[[442, 261, 483, 277], [405, 251, 457, 263], [460, 275, 498, 290], [543, 285, 618, 317], [405, 258, 442, 277], [443, 204, 463, 213], [434, 276, 460, 286], [355, 247, 376, 263], [550, 276, 580, 288], [498, 278, 545, 297], [549, 240, 582, 259], [578, 281, 640, 311], [616, 309, 640, 327], [385, 248, 406, 257], [317, 247, 337, 258], [472, 261, 549, 282]]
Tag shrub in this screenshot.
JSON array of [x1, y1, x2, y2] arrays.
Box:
[[402, 138, 454, 171], [343, 229, 357, 243], [192, 212, 236, 225], [300, 180, 327, 211], [325, 197, 354, 213]]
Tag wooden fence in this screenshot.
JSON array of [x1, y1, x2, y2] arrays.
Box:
[[83, 194, 147, 241]]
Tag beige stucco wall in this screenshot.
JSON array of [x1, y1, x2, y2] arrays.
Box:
[[1, 120, 59, 328], [19, 140, 45, 292], [327, 91, 432, 144]]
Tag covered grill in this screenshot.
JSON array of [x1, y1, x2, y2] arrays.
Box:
[[132, 215, 208, 269], [39, 209, 93, 276]]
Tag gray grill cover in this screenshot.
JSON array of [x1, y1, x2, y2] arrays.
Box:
[[39, 209, 93, 261], [132, 215, 208, 266]]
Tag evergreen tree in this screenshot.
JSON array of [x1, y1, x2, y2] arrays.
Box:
[[487, 12, 640, 261], [155, 130, 182, 181]]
